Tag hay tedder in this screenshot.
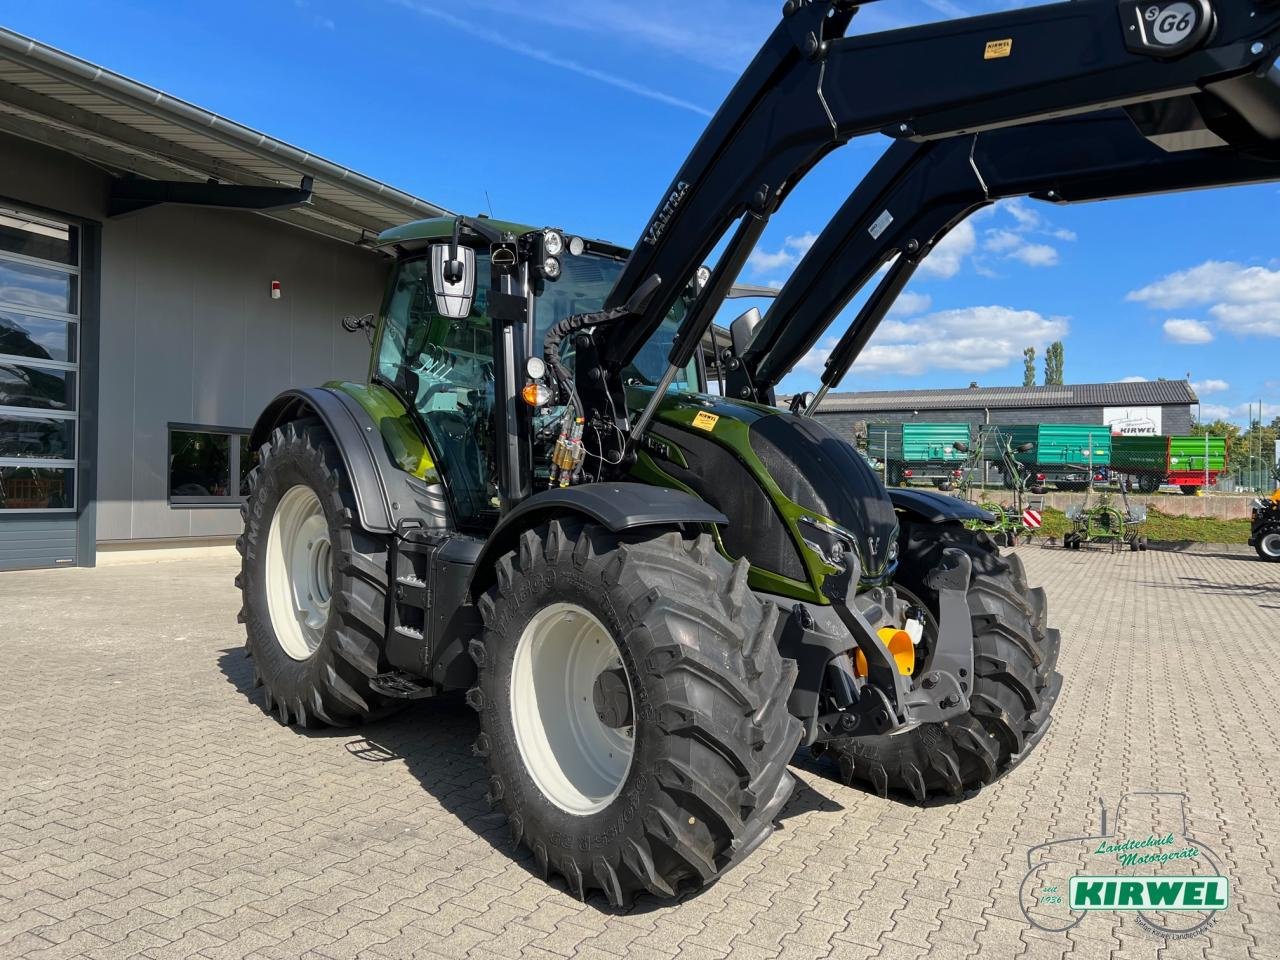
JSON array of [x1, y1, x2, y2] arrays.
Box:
[[237, 0, 1280, 903], [1063, 490, 1149, 552]]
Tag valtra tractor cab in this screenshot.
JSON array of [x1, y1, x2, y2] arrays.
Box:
[[239, 0, 1280, 904]]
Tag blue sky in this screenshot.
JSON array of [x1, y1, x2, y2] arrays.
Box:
[[5, 0, 1276, 423]]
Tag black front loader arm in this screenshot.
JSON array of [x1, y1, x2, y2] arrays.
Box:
[[736, 102, 1280, 396], [598, 0, 1280, 378]]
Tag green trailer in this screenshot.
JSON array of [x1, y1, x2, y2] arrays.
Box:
[[1009, 424, 1112, 491], [866, 422, 971, 488], [1112, 434, 1228, 494]]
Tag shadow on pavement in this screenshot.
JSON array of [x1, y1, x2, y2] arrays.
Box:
[[1138, 575, 1280, 598], [215, 646, 847, 914]]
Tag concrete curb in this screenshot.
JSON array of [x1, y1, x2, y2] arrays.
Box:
[[1144, 540, 1254, 556], [1030, 538, 1253, 557]]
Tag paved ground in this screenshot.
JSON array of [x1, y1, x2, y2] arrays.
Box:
[[2, 547, 1278, 960]]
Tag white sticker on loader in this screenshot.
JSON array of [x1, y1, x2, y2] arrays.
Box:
[[869, 209, 893, 240]]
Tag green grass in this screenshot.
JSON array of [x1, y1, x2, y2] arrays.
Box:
[[1034, 507, 1251, 544]]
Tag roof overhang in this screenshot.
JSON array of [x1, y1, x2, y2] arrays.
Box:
[[0, 27, 452, 246]]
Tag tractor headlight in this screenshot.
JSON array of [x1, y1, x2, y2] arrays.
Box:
[[543, 229, 564, 257], [542, 256, 562, 280]]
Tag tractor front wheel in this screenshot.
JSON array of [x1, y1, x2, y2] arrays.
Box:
[[1256, 525, 1280, 562], [470, 520, 801, 906], [238, 420, 399, 726], [813, 524, 1061, 801]]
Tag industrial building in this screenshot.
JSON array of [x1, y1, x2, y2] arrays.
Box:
[[807, 380, 1199, 442], [0, 27, 450, 570]]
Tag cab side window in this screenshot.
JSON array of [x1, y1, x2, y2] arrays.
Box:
[[377, 254, 498, 527]]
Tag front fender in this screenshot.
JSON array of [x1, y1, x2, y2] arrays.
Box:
[[469, 483, 726, 595], [889, 488, 994, 524]]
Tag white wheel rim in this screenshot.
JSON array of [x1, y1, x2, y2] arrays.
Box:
[[510, 603, 636, 815], [265, 484, 333, 660], [1263, 532, 1280, 558]]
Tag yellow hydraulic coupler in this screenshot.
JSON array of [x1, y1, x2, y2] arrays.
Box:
[[853, 627, 916, 678]]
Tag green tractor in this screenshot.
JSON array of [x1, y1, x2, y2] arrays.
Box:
[[236, 0, 1280, 905]]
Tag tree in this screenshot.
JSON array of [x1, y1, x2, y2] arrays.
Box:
[[1043, 341, 1065, 385], [1022, 347, 1036, 387], [1191, 418, 1241, 441]]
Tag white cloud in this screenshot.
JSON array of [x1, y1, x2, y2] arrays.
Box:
[[1127, 261, 1280, 308], [1119, 376, 1148, 383], [389, 0, 712, 116], [1128, 261, 1280, 338], [1191, 378, 1230, 394], [918, 222, 975, 279], [1208, 301, 1280, 337], [1163, 318, 1213, 344], [1198, 403, 1233, 420], [999, 198, 1041, 230], [746, 233, 818, 276], [1196, 400, 1280, 423], [983, 229, 1022, 254], [977, 200, 1070, 271], [451, 0, 769, 74], [887, 291, 932, 317], [797, 304, 1068, 378], [1007, 243, 1059, 268]]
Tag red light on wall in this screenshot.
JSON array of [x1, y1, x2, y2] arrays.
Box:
[[270, 280, 281, 300]]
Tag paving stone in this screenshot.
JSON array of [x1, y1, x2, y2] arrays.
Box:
[[3, 549, 1274, 960]]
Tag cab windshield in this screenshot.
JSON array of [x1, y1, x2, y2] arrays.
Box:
[[535, 252, 699, 391]]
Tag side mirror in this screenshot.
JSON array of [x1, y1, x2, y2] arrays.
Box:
[[430, 243, 476, 318], [730, 306, 762, 357], [1016, 442, 1035, 453]]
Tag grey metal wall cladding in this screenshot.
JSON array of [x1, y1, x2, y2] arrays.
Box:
[[1, 129, 390, 550], [96, 201, 389, 543], [0, 516, 77, 570]]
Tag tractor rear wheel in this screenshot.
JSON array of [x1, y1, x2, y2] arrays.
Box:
[[812, 524, 1061, 801], [238, 420, 399, 726], [470, 520, 801, 906]]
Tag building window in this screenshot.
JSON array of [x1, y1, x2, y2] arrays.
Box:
[[168, 425, 252, 506], [0, 206, 79, 513]]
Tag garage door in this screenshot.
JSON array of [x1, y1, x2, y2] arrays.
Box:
[[0, 205, 81, 570]]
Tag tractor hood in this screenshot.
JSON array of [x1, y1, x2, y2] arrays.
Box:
[[627, 389, 899, 601]]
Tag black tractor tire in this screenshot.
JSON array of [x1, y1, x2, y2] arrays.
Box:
[[469, 520, 802, 906], [1256, 525, 1280, 562], [811, 524, 1061, 802], [237, 419, 400, 727], [1179, 485, 1200, 496], [1137, 475, 1162, 494]]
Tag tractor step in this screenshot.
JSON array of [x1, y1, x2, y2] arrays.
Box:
[[369, 671, 435, 700]]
